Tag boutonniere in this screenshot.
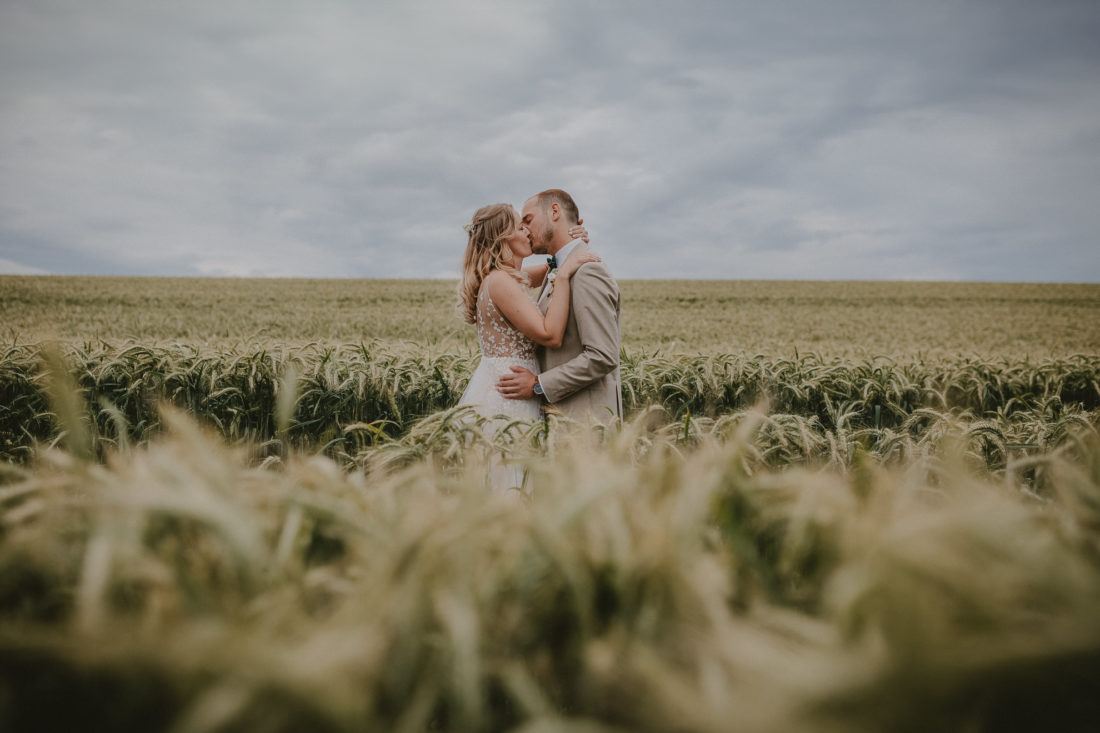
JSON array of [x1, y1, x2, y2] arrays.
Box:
[[546, 255, 558, 285]]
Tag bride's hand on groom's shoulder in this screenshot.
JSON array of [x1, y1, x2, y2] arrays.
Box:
[[567, 220, 589, 243], [561, 252, 602, 279]]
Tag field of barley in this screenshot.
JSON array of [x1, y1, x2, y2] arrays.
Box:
[[5, 275, 1098, 357], [2, 275, 1100, 732]]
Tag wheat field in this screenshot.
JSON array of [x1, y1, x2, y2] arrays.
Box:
[[2, 275, 1100, 731], [4, 275, 1098, 357]]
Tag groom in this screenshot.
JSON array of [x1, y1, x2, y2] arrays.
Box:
[[497, 188, 623, 424]]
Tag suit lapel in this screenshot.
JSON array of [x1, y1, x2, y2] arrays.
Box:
[[538, 242, 590, 313], [536, 279, 552, 313]]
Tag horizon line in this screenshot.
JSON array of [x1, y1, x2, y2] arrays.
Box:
[[2, 273, 1099, 286]]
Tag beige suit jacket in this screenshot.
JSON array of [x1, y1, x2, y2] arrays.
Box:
[[536, 242, 622, 424]]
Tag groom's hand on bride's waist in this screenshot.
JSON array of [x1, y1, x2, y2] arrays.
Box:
[[497, 366, 538, 400]]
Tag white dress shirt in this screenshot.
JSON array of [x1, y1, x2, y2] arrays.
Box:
[[552, 237, 584, 268]]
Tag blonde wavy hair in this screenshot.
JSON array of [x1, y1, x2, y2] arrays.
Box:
[[457, 203, 527, 325]]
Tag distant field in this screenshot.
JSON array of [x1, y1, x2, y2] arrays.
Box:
[[3, 275, 1098, 358]]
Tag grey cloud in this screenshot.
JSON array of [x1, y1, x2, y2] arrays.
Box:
[[1, 0, 1098, 281]]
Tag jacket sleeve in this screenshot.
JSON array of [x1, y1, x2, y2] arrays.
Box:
[[539, 263, 621, 404]]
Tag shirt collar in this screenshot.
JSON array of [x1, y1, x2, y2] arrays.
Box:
[[553, 238, 584, 267]]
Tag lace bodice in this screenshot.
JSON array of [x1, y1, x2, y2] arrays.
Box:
[[476, 278, 537, 359]]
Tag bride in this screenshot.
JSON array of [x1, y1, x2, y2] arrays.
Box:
[[457, 202, 599, 494]]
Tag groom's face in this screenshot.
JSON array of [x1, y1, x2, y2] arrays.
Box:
[[521, 199, 554, 255]]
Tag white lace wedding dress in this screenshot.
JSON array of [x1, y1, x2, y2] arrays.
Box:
[[458, 279, 541, 494]]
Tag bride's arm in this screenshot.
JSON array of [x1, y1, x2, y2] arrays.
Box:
[[521, 222, 590, 288], [487, 255, 600, 348], [523, 263, 551, 288], [487, 272, 572, 348]]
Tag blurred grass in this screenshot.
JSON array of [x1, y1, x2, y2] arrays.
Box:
[[1, 396, 1099, 731], [2, 276, 1100, 730]]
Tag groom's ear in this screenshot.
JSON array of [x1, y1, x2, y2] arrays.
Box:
[[549, 202, 560, 221]]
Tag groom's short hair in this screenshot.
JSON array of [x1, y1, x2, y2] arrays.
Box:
[[533, 188, 580, 224]]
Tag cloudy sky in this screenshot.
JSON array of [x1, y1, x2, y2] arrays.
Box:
[[1, 0, 1098, 281]]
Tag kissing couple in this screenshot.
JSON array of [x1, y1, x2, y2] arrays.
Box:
[[457, 188, 623, 494]]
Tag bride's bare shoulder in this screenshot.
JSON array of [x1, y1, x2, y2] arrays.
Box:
[[485, 269, 523, 292], [486, 270, 537, 313]]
